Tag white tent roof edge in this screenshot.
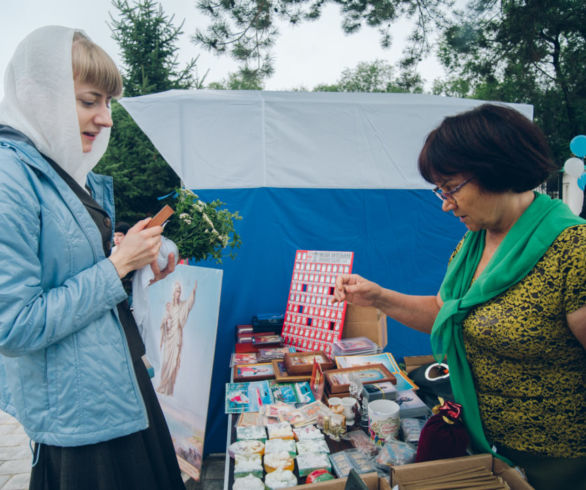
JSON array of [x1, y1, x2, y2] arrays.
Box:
[[120, 90, 533, 190]]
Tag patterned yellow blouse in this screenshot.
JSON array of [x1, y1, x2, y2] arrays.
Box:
[[456, 225, 586, 458]]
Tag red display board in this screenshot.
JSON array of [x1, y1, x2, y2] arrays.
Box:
[[281, 250, 354, 355]]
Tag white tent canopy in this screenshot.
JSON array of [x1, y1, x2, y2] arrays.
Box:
[[120, 90, 533, 190]]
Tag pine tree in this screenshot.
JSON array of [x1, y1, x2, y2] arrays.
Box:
[[95, 0, 206, 222]]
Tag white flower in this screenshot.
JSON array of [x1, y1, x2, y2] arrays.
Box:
[[202, 213, 219, 236], [179, 213, 192, 225]]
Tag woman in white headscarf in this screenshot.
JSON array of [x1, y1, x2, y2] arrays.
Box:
[[0, 26, 184, 489]]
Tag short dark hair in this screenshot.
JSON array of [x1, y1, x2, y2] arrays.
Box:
[[418, 104, 558, 193], [115, 222, 130, 234]]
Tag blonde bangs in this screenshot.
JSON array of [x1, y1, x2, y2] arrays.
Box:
[[72, 32, 123, 97]]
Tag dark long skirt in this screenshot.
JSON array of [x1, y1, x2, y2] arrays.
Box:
[[497, 445, 586, 490], [29, 358, 186, 490]]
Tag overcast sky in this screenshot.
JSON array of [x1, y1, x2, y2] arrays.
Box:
[[0, 0, 445, 98]]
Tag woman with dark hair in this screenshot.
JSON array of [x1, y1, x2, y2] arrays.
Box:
[[334, 104, 586, 489], [0, 26, 182, 489]]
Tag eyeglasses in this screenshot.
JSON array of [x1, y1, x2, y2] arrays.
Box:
[[433, 177, 473, 202]]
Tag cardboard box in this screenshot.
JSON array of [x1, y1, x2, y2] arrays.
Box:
[[342, 305, 387, 349], [390, 454, 533, 490], [292, 472, 392, 490], [403, 355, 435, 374]]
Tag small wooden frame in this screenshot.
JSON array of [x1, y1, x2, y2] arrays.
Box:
[[324, 364, 396, 394], [272, 360, 311, 383], [233, 362, 275, 382], [284, 351, 335, 375]]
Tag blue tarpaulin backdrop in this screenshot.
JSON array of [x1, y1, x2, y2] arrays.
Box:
[[120, 91, 532, 454]]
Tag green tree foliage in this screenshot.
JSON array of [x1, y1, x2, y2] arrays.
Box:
[[110, 0, 202, 96], [313, 59, 423, 93], [193, 0, 448, 83], [435, 0, 586, 174], [95, 0, 205, 223], [207, 68, 265, 90]]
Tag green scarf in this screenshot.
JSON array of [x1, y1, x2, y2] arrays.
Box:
[[431, 192, 585, 464]]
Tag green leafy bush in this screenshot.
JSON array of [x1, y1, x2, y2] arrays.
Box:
[[164, 188, 242, 263]]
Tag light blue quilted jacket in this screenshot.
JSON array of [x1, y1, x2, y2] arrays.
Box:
[[0, 135, 148, 446]]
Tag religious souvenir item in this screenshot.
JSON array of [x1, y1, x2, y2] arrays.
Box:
[[375, 439, 417, 468], [367, 399, 400, 445], [260, 402, 295, 424], [226, 381, 274, 413], [345, 374, 367, 429], [264, 451, 295, 473], [293, 425, 324, 441], [236, 425, 267, 442], [264, 438, 296, 457], [230, 352, 258, 367], [310, 359, 326, 402], [272, 359, 312, 383], [362, 381, 398, 402], [234, 454, 263, 478], [236, 324, 253, 335], [415, 398, 469, 462], [251, 313, 285, 333], [235, 337, 256, 353], [269, 382, 298, 404], [232, 474, 264, 490], [280, 400, 324, 427], [327, 397, 344, 415], [284, 351, 335, 375], [318, 412, 346, 441], [329, 449, 377, 477], [325, 364, 396, 394], [344, 429, 378, 457], [281, 250, 353, 354], [329, 451, 353, 478], [267, 421, 294, 440], [335, 352, 418, 391], [296, 439, 330, 455], [296, 452, 332, 477], [295, 381, 315, 404], [252, 334, 283, 346], [341, 397, 359, 426], [395, 389, 431, 418], [228, 440, 265, 458], [233, 362, 275, 382], [400, 417, 427, 445], [236, 412, 265, 428], [228, 439, 265, 458], [332, 337, 381, 356], [256, 346, 296, 363], [264, 469, 297, 489], [236, 325, 254, 345]]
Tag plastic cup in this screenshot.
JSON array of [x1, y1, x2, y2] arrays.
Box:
[[341, 397, 358, 425], [368, 399, 400, 445]]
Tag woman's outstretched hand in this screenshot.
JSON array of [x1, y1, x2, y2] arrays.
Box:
[[332, 273, 383, 308]]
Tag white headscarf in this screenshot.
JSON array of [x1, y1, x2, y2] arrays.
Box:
[[0, 25, 111, 187]]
